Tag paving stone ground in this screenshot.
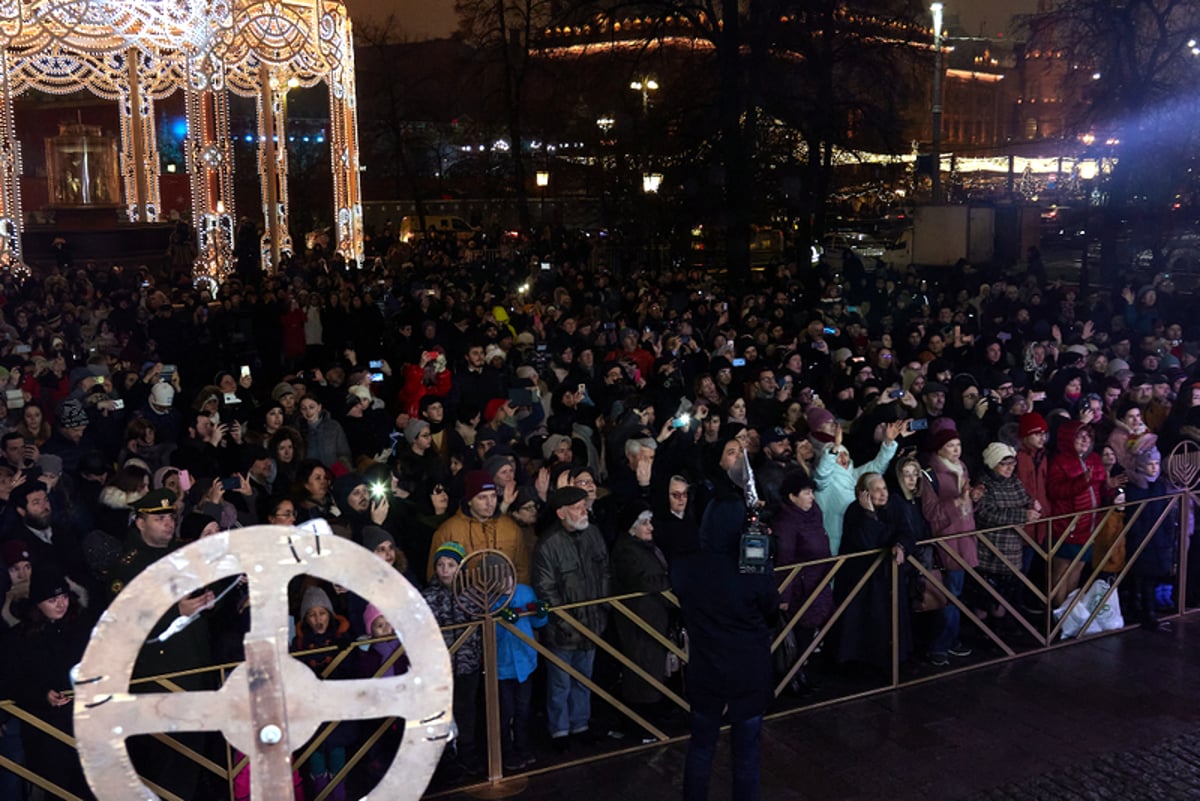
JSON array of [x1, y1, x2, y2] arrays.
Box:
[[436, 614, 1200, 800]]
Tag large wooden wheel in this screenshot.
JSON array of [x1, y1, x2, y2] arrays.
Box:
[[73, 525, 453, 801]]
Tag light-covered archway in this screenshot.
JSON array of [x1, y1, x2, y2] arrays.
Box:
[[0, 0, 364, 275]]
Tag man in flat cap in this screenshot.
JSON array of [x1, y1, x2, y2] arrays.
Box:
[[531, 486, 610, 751]]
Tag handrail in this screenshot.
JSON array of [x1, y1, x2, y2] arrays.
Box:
[[0, 487, 1193, 797]]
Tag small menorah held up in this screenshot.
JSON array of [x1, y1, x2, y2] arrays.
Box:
[[452, 551, 517, 620]]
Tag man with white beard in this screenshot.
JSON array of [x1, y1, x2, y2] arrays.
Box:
[[531, 485, 611, 751]]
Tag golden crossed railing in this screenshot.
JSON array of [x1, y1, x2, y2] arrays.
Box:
[[0, 487, 1195, 798]]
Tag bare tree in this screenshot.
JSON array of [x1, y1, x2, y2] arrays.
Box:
[[1029, 0, 1200, 277], [456, 0, 561, 230], [571, 0, 924, 282]]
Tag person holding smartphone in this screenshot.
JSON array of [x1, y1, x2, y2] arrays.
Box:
[[10, 564, 99, 799]]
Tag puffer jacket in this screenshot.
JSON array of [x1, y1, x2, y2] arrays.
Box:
[[301, 409, 351, 469], [532, 520, 610, 649], [421, 580, 483, 675], [1047, 420, 1110, 545]]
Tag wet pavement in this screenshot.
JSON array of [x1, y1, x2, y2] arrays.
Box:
[[433, 614, 1200, 800]]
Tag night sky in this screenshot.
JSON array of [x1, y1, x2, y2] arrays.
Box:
[[342, 0, 1042, 42]]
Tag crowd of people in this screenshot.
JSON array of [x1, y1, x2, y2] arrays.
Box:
[[0, 224, 1195, 801]]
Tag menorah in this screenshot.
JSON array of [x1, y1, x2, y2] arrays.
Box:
[[1168, 440, 1200, 492]]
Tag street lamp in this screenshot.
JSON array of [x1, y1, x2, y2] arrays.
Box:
[[930, 2, 944, 204], [1078, 159, 1098, 297], [536, 170, 549, 223], [630, 77, 659, 114], [642, 172, 663, 269]]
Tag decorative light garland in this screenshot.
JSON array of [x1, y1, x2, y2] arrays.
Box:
[[0, 1, 364, 273]]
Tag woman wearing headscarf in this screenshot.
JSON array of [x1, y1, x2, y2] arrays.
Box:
[[1123, 446, 1176, 631], [835, 472, 914, 672], [611, 501, 672, 731], [975, 442, 1039, 624], [772, 471, 833, 690], [920, 426, 982, 665]]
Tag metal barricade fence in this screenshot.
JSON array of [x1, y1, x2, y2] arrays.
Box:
[[1, 483, 1194, 798]]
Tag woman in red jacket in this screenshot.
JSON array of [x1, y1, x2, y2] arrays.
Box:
[[397, 348, 452, 418], [1046, 420, 1124, 606]]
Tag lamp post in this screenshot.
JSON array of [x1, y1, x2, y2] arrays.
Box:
[[630, 78, 658, 115], [535, 169, 549, 224], [643, 172, 663, 270], [931, 2, 944, 204], [1078, 158, 1098, 298]]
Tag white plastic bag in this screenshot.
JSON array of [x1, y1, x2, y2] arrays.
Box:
[[1053, 579, 1124, 639]]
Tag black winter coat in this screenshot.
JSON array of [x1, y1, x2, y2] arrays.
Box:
[[611, 534, 672, 705], [671, 547, 777, 721], [834, 502, 915, 670]]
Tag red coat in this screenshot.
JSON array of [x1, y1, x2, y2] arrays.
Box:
[[1016, 445, 1051, 543], [280, 307, 307, 358], [398, 363, 452, 418], [1047, 421, 1110, 546]]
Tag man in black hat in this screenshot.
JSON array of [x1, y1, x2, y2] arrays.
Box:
[[753, 427, 796, 514], [920, 380, 948, 421], [531, 486, 610, 750]]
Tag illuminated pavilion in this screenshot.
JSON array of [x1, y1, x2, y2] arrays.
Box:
[[0, 0, 364, 276]]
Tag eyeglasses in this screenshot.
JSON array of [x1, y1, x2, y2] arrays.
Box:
[[573, 478, 596, 488], [272, 509, 296, 519], [669, 491, 689, 499]]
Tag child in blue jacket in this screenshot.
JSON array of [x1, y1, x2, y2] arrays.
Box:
[[494, 582, 548, 771]]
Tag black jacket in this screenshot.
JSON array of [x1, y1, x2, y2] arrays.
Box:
[[671, 545, 777, 721]]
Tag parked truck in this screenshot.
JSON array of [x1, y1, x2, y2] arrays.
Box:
[[881, 205, 997, 270]]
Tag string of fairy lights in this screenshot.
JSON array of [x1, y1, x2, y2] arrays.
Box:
[[0, 0, 364, 276]]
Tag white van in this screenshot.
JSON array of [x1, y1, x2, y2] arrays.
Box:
[[398, 215, 477, 243]]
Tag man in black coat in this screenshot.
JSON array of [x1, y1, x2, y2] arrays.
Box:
[[671, 434, 777, 801]]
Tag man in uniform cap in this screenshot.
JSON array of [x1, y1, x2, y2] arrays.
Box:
[[531, 485, 610, 749], [108, 487, 215, 799]]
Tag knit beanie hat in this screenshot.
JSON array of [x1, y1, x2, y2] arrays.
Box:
[[28, 563, 69, 604], [179, 512, 218, 544], [484, 398, 507, 423], [271, 381, 297, 402], [363, 603, 385, 634], [806, 406, 834, 436], [404, 418, 431, 444], [299, 586, 334, 621], [2, 540, 30, 569], [1019, 412, 1049, 438], [983, 442, 1017, 470], [930, 427, 961, 455], [463, 470, 496, 501], [434, 541, 466, 564], [362, 525, 394, 553], [1134, 445, 1162, 472]]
